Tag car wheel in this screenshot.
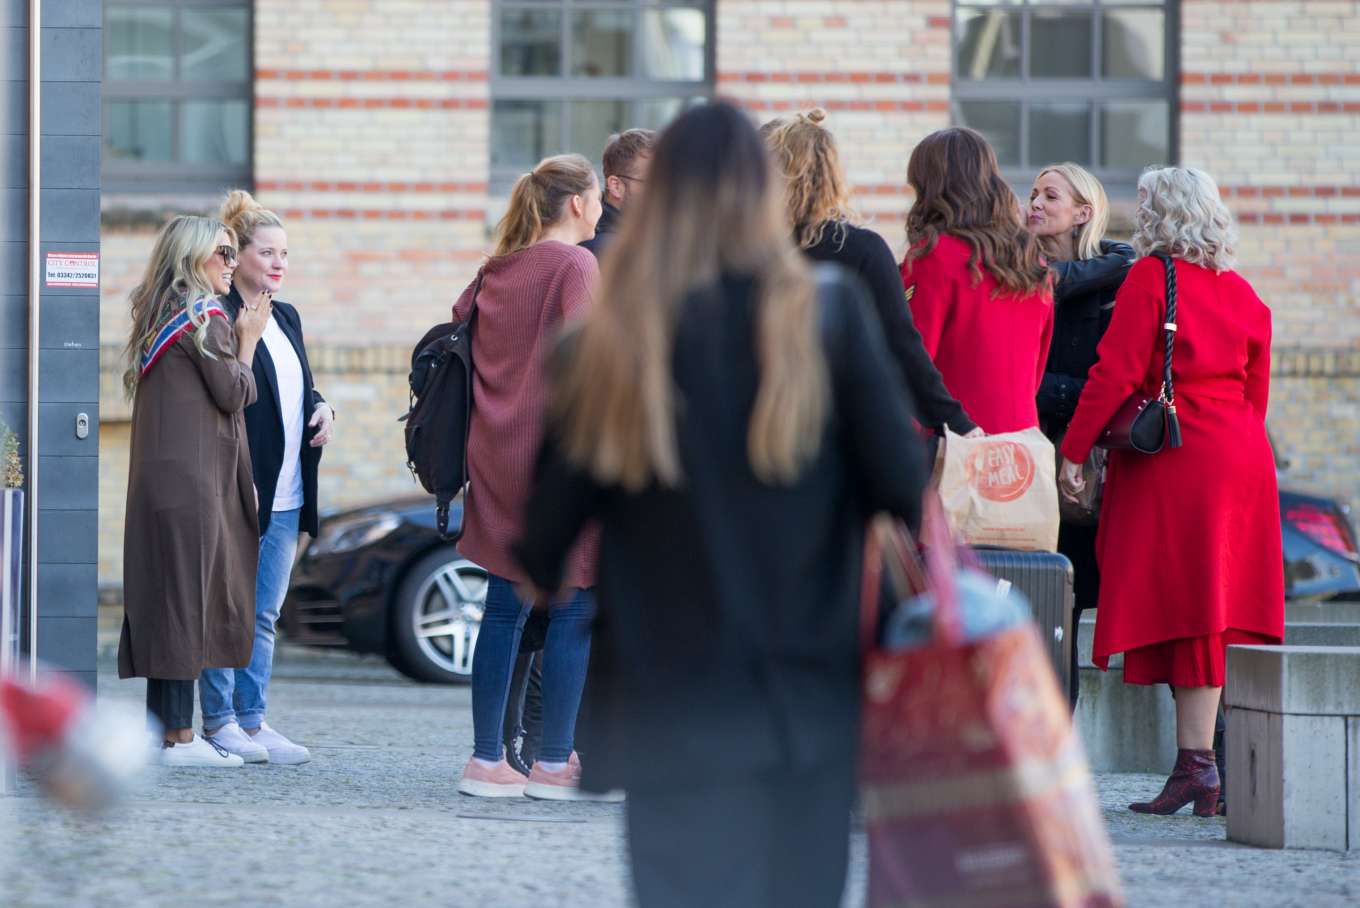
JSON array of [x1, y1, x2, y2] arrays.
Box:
[[389, 548, 487, 684]]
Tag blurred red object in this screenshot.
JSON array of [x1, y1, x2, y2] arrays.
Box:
[[860, 498, 1123, 908], [1, 671, 85, 764], [1, 667, 150, 809]]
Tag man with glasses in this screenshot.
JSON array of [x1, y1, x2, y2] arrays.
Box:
[[580, 128, 656, 260]]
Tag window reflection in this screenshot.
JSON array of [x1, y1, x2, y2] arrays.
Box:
[[107, 101, 174, 161], [108, 8, 173, 81], [641, 9, 707, 81], [500, 8, 563, 77], [956, 9, 1021, 80]]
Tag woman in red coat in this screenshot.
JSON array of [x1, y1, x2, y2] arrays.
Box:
[[1060, 167, 1284, 817], [899, 127, 1053, 434]]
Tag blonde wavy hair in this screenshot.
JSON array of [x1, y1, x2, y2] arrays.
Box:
[[1133, 167, 1236, 272], [1034, 163, 1110, 261], [552, 102, 828, 490], [494, 154, 597, 257], [220, 189, 284, 250], [765, 108, 858, 250], [122, 216, 234, 399]]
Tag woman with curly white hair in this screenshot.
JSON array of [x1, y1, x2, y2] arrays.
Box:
[[1058, 167, 1284, 817]]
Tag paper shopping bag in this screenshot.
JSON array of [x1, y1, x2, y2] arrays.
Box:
[[938, 427, 1060, 551]]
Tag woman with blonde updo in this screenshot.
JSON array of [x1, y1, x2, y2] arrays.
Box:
[[196, 190, 333, 766], [453, 154, 608, 801], [119, 215, 270, 767], [766, 109, 977, 436]]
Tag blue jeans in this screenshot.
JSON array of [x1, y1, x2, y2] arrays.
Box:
[[200, 507, 301, 731], [471, 576, 593, 764]]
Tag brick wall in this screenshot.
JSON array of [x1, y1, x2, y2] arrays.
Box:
[[716, 0, 953, 254], [98, 0, 494, 587], [1180, 0, 1360, 508], [95, 0, 1360, 586]]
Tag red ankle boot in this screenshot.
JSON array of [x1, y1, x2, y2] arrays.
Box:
[[1129, 748, 1220, 817]]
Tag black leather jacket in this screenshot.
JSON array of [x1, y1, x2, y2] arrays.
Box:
[[1038, 240, 1135, 437]]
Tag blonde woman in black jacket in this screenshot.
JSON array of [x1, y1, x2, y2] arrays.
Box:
[[1027, 162, 1133, 706]]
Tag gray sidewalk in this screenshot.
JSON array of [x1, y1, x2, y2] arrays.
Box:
[[1, 642, 1356, 907]]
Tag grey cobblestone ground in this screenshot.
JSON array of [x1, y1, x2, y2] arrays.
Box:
[[2, 644, 1356, 907]]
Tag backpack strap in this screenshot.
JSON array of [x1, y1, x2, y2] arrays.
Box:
[[465, 267, 485, 323]]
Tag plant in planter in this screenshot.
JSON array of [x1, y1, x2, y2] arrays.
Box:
[[2, 420, 23, 677]]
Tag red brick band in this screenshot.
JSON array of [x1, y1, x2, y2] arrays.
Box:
[[259, 180, 488, 194], [1182, 100, 1360, 114], [257, 97, 487, 111], [257, 68, 488, 82], [1237, 212, 1360, 226], [718, 71, 949, 85], [1220, 186, 1360, 199], [276, 208, 486, 222], [1184, 72, 1360, 86]]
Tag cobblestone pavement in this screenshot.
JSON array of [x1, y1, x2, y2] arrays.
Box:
[[2, 645, 1357, 907]]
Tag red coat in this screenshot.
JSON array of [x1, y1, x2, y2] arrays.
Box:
[[1061, 258, 1284, 664], [900, 235, 1054, 433]]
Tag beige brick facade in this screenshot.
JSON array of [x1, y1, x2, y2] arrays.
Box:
[[97, 1, 1360, 587]]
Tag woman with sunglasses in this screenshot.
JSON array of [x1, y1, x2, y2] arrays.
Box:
[[195, 190, 332, 765], [118, 215, 271, 767]]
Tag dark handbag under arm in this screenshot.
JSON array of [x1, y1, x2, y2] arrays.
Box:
[[1096, 252, 1183, 454]]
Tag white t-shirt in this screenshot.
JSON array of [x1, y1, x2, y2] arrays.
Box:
[[261, 315, 306, 511]]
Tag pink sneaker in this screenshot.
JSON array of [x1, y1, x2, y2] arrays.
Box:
[[525, 756, 624, 802], [457, 758, 527, 798]]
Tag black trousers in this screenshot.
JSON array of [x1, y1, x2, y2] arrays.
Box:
[[626, 761, 855, 908], [146, 678, 194, 731]]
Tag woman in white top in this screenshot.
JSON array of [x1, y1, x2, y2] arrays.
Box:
[[199, 191, 335, 764]]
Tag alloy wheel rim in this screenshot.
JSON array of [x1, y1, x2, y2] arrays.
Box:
[[410, 559, 487, 677]]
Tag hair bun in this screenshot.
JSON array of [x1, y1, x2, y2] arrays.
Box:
[[219, 189, 262, 225], [805, 108, 827, 125]]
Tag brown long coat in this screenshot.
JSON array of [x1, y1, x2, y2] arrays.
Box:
[[118, 310, 260, 680]]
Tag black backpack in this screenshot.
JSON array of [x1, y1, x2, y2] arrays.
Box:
[[401, 271, 483, 540]]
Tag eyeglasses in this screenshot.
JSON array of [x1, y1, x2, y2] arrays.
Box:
[[215, 245, 238, 265], [617, 175, 645, 185]]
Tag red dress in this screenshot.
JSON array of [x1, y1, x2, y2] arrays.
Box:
[[1060, 257, 1284, 686], [900, 235, 1054, 434]]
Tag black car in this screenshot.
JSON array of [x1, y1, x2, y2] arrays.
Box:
[[282, 479, 1360, 684], [279, 495, 487, 684]]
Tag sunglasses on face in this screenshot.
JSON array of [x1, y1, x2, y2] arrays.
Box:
[[215, 245, 238, 265]]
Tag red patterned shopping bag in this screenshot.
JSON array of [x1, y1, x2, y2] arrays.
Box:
[[860, 499, 1123, 908]]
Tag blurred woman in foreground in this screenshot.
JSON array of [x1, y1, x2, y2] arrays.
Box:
[[514, 102, 927, 907]]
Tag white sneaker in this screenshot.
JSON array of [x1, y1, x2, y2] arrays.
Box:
[[160, 735, 245, 768], [204, 721, 269, 764], [248, 721, 310, 765]]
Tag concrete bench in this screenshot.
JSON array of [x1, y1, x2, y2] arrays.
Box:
[[1224, 645, 1360, 851]]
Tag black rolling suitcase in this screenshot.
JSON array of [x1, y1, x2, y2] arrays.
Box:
[[973, 549, 1074, 694]]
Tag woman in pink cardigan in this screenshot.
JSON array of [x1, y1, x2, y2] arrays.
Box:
[[453, 154, 610, 802]]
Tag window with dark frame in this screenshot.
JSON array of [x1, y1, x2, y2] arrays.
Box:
[[491, 0, 715, 194], [103, 0, 253, 195], [951, 0, 1177, 195]]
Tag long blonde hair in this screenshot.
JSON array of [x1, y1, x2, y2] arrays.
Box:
[[1035, 163, 1110, 261], [493, 155, 597, 257], [552, 102, 828, 490], [220, 188, 284, 250], [766, 108, 859, 250], [122, 216, 232, 399]]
